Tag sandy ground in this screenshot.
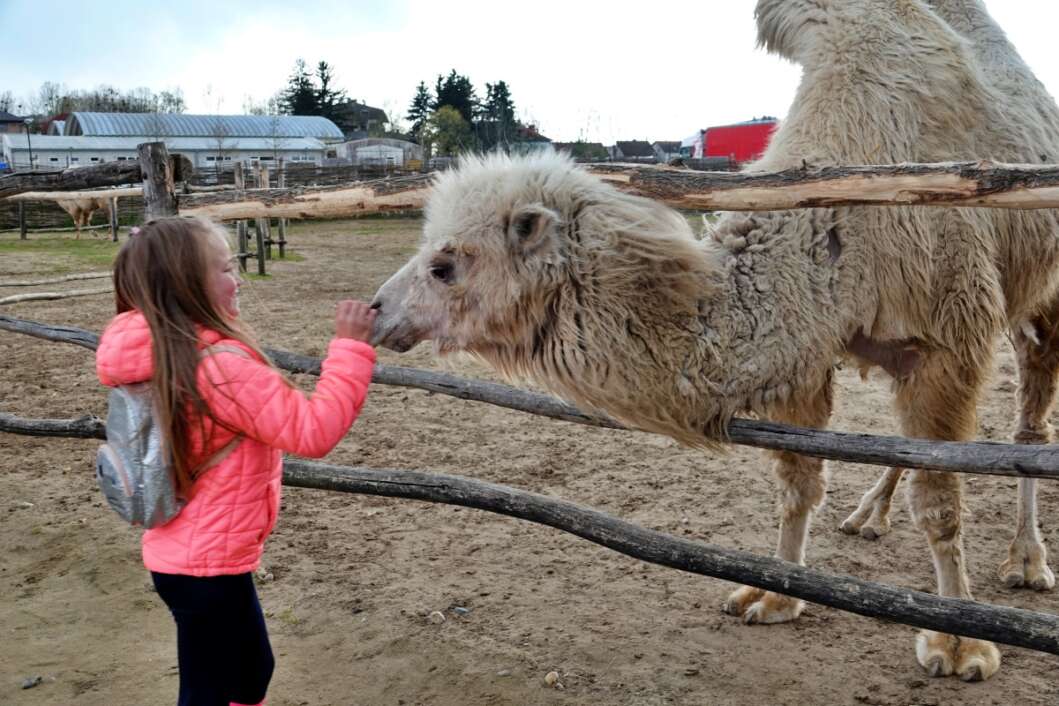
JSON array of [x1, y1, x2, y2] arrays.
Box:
[[2, 218, 1058, 706]]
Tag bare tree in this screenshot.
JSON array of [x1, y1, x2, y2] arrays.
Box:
[[209, 116, 233, 177]]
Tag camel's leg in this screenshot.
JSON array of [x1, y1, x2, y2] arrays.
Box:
[[900, 356, 1000, 681], [722, 374, 832, 624], [840, 466, 903, 539], [999, 313, 1058, 590]]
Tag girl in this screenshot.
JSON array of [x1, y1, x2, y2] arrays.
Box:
[[96, 216, 377, 706]]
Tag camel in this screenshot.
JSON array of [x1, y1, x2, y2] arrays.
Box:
[[840, 0, 1059, 596], [370, 0, 1059, 682], [56, 197, 110, 239]]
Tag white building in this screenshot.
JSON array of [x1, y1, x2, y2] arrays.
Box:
[[3, 112, 344, 169], [3, 134, 330, 170], [337, 137, 423, 167]]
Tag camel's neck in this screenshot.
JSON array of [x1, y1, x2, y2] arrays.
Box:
[[496, 211, 844, 443]]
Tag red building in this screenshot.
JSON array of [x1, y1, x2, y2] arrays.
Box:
[[681, 117, 778, 166]]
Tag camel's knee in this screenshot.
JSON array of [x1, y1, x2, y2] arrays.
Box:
[[906, 473, 963, 542], [773, 453, 827, 518]]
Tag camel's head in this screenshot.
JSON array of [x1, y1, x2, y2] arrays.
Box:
[[371, 151, 594, 356]]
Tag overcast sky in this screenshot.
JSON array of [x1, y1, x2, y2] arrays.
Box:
[[2, 1, 1057, 145]]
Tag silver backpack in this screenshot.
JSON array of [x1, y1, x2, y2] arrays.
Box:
[[95, 383, 184, 528], [95, 345, 245, 528]]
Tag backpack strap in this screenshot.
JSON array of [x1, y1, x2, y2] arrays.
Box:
[[201, 343, 252, 359], [198, 433, 243, 472], [196, 343, 252, 471]]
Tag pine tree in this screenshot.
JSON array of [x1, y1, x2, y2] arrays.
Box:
[[406, 81, 433, 139], [434, 70, 477, 125], [280, 59, 319, 115], [479, 81, 517, 149], [314, 61, 347, 121]]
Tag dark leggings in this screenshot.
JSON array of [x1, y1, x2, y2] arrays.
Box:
[[152, 571, 274, 706]]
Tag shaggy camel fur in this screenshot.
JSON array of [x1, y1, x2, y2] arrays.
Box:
[[371, 0, 1059, 681], [841, 0, 1059, 596], [56, 197, 109, 239]]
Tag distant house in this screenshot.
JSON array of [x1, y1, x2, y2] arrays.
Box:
[[330, 100, 389, 138], [0, 111, 26, 135], [338, 137, 423, 167], [552, 141, 609, 161], [652, 141, 682, 163], [608, 140, 655, 162], [510, 124, 552, 154]]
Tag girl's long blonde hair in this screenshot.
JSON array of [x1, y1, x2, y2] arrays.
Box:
[[112, 216, 268, 495]]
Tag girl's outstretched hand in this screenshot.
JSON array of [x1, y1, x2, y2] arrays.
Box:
[[335, 300, 377, 343]]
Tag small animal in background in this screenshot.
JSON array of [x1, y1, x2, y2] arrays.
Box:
[[56, 197, 110, 239]]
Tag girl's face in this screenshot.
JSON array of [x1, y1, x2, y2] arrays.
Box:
[[207, 231, 242, 318]]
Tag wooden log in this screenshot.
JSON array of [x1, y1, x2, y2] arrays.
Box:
[[2, 410, 1059, 657], [137, 142, 177, 220], [18, 201, 26, 240], [109, 197, 118, 242], [178, 174, 431, 220], [0, 272, 109, 287], [5, 187, 143, 202], [6, 312, 1059, 479], [0, 160, 142, 200], [0, 287, 111, 305], [177, 161, 1059, 220]]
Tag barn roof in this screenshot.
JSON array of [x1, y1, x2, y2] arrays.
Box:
[[65, 112, 344, 139], [0, 110, 24, 124]]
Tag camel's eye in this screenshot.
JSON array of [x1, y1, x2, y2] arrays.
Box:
[[429, 260, 455, 284]]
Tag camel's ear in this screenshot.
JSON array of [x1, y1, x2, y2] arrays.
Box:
[[507, 204, 560, 256]]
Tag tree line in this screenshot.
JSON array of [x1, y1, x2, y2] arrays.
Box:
[[6, 64, 538, 159], [405, 69, 524, 156]]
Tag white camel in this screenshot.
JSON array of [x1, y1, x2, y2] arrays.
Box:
[[371, 0, 1059, 681]]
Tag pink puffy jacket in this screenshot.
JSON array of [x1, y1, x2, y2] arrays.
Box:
[[96, 310, 375, 577]]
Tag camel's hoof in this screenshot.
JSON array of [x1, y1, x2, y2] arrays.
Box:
[[723, 586, 802, 624], [999, 543, 1055, 591], [917, 631, 999, 682], [840, 512, 891, 540]]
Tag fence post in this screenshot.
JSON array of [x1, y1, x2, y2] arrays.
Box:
[[257, 163, 272, 260], [277, 158, 287, 259], [18, 201, 27, 240], [255, 219, 267, 276], [233, 162, 248, 273], [137, 142, 178, 220], [109, 198, 119, 242]]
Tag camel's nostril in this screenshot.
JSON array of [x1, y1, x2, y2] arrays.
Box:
[[370, 300, 382, 311]]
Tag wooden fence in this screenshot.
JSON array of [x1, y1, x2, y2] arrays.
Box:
[[2, 312, 1059, 656]]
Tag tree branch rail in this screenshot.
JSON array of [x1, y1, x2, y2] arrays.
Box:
[[1, 410, 1058, 657], [4, 313, 1059, 479]]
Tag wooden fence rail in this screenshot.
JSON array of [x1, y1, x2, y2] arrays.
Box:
[[10, 160, 1059, 224], [2, 410, 1059, 656], [5, 312, 1059, 479], [176, 160, 1059, 221]]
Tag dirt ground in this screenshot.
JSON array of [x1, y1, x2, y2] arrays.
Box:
[[3, 218, 1059, 706]]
